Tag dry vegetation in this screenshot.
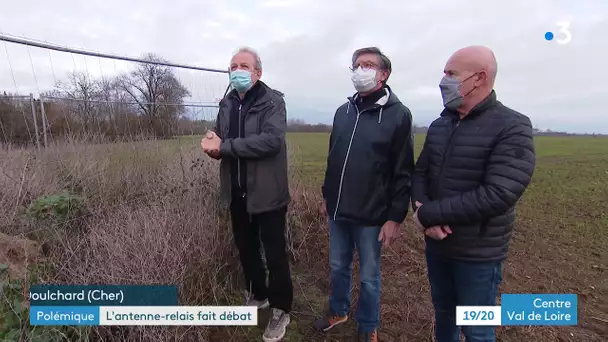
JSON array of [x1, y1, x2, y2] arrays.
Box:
[[0, 133, 606, 342]]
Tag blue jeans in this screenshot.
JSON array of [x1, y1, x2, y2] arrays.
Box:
[[426, 250, 503, 342], [329, 219, 382, 333]]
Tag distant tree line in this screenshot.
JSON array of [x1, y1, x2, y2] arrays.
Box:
[[282, 121, 606, 136], [1, 53, 604, 147], [532, 127, 604, 136], [285, 119, 430, 133]]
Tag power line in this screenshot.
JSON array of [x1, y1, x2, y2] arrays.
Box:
[[0, 32, 228, 74]]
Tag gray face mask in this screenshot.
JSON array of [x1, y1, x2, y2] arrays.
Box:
[[439, 73, 478, 110]]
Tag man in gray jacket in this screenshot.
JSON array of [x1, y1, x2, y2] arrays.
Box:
[[201, 46, 292, 342]]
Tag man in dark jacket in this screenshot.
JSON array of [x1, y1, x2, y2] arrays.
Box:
[[314, 47, 415, 342], [411, 46, 536, 342], [201, 47, 292, 342]]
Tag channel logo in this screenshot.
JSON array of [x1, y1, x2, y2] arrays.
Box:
[[545, 22, 572, 45]]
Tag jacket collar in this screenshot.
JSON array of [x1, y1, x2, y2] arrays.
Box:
[[345, 85, 402, 124], [441, 90, 498, 119], [227, 80, 265, 102], [348, 84, 400, 108]]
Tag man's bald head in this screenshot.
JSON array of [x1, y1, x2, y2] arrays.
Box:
[[445, 45, 497, 87], [442, 45, 498, 114]]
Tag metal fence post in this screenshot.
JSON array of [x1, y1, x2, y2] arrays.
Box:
[[29, 93, 40, 150], [39, 95, 48, 147]]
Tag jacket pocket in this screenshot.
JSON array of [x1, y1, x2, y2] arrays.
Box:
[[243, 112, 261, 136]]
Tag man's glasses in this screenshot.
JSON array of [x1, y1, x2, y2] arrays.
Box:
[[349, 62, 379, 72]]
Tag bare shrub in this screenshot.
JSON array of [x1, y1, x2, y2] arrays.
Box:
[[0, 133, 333, 341], [0, 136, 242, 340]]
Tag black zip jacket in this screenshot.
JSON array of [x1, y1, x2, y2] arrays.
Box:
[[226, 81, 264, 196], [322, 86, 415, 226], [412, 90, 536, 261]]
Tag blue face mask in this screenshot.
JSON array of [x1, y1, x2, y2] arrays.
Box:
[[230, 69, 253, 93], [439, 72, 479, 110]]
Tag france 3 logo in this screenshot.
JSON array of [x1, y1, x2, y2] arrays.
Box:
[[545, 22, 572, 45]]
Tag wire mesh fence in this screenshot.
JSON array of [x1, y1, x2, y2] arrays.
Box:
[[0, 33, 230, 147], [0, 94, 41, 147], [0, 36, 243, 341], [0, 33, 327, 342]]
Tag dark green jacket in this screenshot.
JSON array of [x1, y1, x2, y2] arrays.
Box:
[[214, 81, 290, 214]]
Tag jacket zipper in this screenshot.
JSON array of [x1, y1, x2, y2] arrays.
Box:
[[332, 103, 378, 220], [237, 104, 243, 196], [436, 119, 460, 197]]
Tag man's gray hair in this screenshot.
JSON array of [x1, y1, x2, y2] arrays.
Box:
[[352, 47, 392, 82], [233, 46, 263, 71]]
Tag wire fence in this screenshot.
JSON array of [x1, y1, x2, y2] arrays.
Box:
[[0, 33, 230, 147], [0, 33, 330, 342]]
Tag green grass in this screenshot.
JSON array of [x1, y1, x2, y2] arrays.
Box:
[[185, 130, 607, 255], [187, 131, 606, 340], [180, 130, 608, 266], [284, 132, 608, 341], [288, 132, 608, 251]]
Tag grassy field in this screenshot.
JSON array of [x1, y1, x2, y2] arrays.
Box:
[[280, 133, 608, 342], [0, 132, 606, 341]]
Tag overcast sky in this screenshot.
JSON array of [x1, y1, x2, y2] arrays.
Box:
[[0, 0, 606, 133]]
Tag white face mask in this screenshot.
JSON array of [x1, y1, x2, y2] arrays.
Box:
[[351, 67, 378, 93]]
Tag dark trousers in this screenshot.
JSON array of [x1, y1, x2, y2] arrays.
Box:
[[230, 194, 293, 313], [426, 250, 503, 342]]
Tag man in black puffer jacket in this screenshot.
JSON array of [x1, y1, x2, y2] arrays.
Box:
[[412, 46, 536, 342]]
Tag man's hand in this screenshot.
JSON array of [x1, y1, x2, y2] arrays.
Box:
[[414, 201, 452, 240], [319, 199, 327, 217], [201, 131, 221, 159], [378, 220, 400, 247], [425, 226, 453, 240]]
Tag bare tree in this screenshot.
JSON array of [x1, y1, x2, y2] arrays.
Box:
[[118, 53, 190, 138], [55, 71, 102, 132], [2, 53, 197, 144]]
